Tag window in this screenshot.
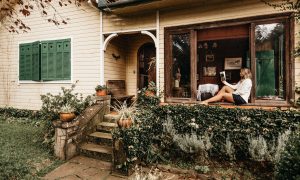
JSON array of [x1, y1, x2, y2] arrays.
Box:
[[170, 33, 191, 98], [19, 38, 71, 81], [254, 23, 286, 100], [165, 14, 293, 105]]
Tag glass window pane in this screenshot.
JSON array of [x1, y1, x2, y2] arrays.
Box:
[[255, 23, 285, 100], [171, 33, 191, 98]]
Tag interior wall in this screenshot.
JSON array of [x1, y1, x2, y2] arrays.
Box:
[[125, 34, 153, 96], [104, 37, 127, 81]]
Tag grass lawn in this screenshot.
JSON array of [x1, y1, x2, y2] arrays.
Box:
[[0, 117, 62, 179]]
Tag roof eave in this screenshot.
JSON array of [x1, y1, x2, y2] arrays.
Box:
[[98, 0, 156, 11]]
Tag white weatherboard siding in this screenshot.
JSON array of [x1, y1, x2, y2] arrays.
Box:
[[0, 3, 101, 110], [104, 37, 127, 81]]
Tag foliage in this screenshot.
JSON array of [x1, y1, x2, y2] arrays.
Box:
[[0, 106, 42, 119], [0, 0, 90, 33], [295, 86, 300, 107], [262, 0, 300, 56], [225, 135, 235, 161], [137, 82, 161, 108], [0, 117, 62, 179], [147, 81, 157, 92], [112, 100, 137, 121], [273, 129, 291, 162], [40, 83, 95, 120], [113, 105, 300, 172], [194, 165, 210, 174], [60, 104, 76, 113], [248, 135, 272, 161], [130, 166, 175, 180], [173, 132, 212, 154], [95, 84, 108, 91], [275, 127, 300, 180]]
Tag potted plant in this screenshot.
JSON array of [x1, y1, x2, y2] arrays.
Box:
[[145, 81, 156, 96], [95, 85, 108, 96], [59, 104, 76, 122], [112, 101, 136, 128]]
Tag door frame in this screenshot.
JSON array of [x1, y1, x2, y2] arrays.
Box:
[[137, 42, 156, 90]]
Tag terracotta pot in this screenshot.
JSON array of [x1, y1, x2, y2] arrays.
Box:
[[96, 90, 107, 96], [145, 90, 155, 97], [117, 118, 133, 128], [60, 112, 76, 122]]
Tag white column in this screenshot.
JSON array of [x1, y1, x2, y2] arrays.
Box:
[[100, 11, 104, 85], [156, 10, 160, 95]]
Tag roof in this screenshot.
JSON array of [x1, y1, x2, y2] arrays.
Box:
[[97, 0, 238, 15], [98, 0, 156, 11]]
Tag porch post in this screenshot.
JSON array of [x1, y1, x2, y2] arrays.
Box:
[[100, 11, 104, 85], [156, 10, 160, 95]]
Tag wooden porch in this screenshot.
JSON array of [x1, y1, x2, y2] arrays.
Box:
[[160, 102, 292, 111]]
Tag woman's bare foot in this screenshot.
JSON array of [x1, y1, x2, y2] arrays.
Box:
[[200, 101, 208, 105]]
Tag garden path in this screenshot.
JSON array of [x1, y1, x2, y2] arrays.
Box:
[[43, 156, 182, 180], [43, 156, 125, 180]]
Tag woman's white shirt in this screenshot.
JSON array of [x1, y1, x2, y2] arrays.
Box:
[[223, 79, 252, 103]]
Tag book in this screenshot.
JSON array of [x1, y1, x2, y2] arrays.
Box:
[[220, 71, 226, 81]]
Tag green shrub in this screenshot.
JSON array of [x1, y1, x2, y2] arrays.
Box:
[[113, 105, 300, 169], [95, 84, 108, 91], [275, 128, 300, 180], [137, 82, 161, 107], [40, 82, 94, 120], [0, 107, 42, 119]]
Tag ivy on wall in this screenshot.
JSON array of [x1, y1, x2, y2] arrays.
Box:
[[113, 105, 300, 170]]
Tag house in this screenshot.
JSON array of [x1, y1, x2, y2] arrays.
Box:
[[0, 0, 299, 110]]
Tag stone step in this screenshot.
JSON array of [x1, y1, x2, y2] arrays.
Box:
[[80, 143, 113, 155], [103, 113, 120, 123], [89, 132, 112, 140], [97, 122, 118, 132]]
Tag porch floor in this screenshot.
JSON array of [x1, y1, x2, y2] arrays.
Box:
[[160, 102, 290, 111]]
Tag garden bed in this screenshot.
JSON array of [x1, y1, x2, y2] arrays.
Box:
[[113, 105, 300, 178]]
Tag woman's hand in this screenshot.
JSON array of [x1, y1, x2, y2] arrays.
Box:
[[222, 81, 226, 84]]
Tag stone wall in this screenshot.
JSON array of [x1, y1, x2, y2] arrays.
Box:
[[53, 96, 110, 160]]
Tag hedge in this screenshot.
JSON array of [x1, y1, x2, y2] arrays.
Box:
[[113, 105, 300, 167]]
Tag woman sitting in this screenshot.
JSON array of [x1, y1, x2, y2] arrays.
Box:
[[201, 68, 252, 105]]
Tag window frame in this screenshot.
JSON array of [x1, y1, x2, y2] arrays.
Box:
[[18, 37, 73, 84], [251, 19, 292, 105], [164, 12, 294, 106]]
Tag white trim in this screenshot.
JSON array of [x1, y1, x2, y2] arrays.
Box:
[[100, 11, 104, 85], [156, 10, 160, 95], [18, 81, 72, 84], [141, 31, 157, 48], [17, 36, 73, 85], [103, 28, 156, 35], [103, 33, 118, 51]]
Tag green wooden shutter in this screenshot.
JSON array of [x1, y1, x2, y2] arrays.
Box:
[[56, 41, 63, 79], [41, 39, 71, 80], [62, 39, 71, 80], [32, 41, 40, 81], [19, 42, 40, 81], [19, 44, 27, 80], [41, 42, 48, 80], [24, 44, 32, 80]]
